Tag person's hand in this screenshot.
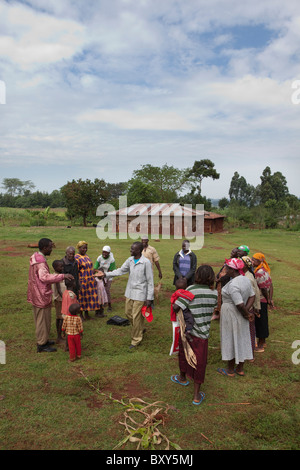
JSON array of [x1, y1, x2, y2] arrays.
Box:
[[64, 274, 74, 281], [253, 308, 260, 318], [211, 310, 220, 321], [159, 271, 162, 279], [145, 300, 152, 307], [248, 312, 255, 322], [94, 270, 105, 278]]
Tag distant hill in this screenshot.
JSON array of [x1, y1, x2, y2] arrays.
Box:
[[210, 199, 220, 207]]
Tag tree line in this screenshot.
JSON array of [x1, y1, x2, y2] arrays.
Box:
[[1, 161, 299, 229], [219, 167, 300, 229]]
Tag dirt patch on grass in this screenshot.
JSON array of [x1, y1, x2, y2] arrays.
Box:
[[79, 368, 154, 409], [101, 374, 154, 402], [86, 395, 104, 409], [2, 251, 29, 257], [2, 244, 31, 257]]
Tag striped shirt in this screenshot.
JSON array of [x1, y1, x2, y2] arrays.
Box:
[[174, 284, 218, 339], [178, 253, 191, 277]]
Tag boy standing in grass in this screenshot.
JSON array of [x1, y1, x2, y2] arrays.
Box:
[[62, 303, 83, 362]]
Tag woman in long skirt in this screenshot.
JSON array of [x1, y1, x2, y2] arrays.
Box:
[[75, 241, 103, 320], [218, 258, 255, 377], [252, 253, 273, 351]]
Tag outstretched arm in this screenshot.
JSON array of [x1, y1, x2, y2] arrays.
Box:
[[105, 258, 130, 278]]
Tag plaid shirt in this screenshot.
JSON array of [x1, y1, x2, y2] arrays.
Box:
[[62, 315, 83, 336]]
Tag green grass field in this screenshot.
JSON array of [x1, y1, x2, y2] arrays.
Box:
[[0, 225, 299, 450]]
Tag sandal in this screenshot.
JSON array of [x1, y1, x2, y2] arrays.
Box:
[[192, 391, 205, 405], [170, 375, 190, 386], [217, 368, 235, 377]]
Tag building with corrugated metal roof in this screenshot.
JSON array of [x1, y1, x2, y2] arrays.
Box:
[[107, 203, 225, 237]]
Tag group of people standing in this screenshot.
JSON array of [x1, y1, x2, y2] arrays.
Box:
[[27, 236, 161, 357], [27, 239, 118, 358], [27, 237, 273, 401], [171, 244, 273, 405]]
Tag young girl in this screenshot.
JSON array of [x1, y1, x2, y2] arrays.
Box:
[[61, 278, 79, 318], [61, 278, 78, 351], [62, 303, 83, 362], [170, 265, 218, 406], [94, 246, 116, 312], [94, 267, 108, 315]]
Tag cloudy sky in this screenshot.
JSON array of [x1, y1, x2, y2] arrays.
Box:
[[1, 0, 300, 200]]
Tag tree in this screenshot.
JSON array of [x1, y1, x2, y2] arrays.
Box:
[[186, 159, 220, 195], [229, 172, 256, 207], [258, 166, 289, 204], [286, 194, 300, 211], [48, 189, 66, 208], [106, 182, 127, 201], [126, 180, 161, 206], [130, 164, 187, 202], [61, 179, 109, 226], [2, 178, 35, 196], [218, 197, 229, 209], [178, 189, 213, 210]]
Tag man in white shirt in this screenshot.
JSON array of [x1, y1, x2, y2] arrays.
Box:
[[105, 242, 154, 349]]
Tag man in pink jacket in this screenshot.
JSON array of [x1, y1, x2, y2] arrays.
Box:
[[27, 238, 74, 352]]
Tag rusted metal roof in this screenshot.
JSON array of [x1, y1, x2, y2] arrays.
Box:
[[108, 203, 225, 218]]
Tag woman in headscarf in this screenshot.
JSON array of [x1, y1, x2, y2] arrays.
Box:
[[75, 241, 103, 320], [214, 246, 250, 320], [94, 245, 116, 312], [252, 253, 273, 351], [217, 258, 255, 377], [242, 256, 263, 355]]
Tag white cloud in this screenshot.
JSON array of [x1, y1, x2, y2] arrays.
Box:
[[209, 75, 294, 108], [0, 2, 86, 69], [77, 108, 195, 131], [1, 0, 300, 198]]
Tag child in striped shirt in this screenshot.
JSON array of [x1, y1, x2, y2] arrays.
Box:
[[171, 265, 218, 406]]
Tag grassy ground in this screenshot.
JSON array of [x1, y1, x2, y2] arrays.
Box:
[[0, 226, 299, 450]]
